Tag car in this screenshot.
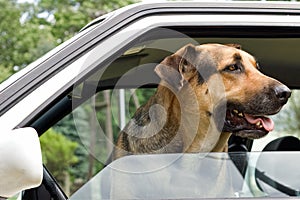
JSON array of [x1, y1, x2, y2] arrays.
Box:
[[1, 1, 300, 199]]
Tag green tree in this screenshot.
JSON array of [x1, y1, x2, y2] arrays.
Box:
[[53, 107, 91, 186], [0, 0, 137, 82], [0, 0, 57, 81], [273, 90, 300, 137], [0, 0, 23, 81], [25, 0, 137, 43], [40, 128, 79, 194]]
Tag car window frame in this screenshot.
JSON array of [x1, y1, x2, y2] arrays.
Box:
[[5, 14, 300, 131]]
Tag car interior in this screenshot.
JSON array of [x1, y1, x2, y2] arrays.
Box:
[[24, 26, 300, 199]]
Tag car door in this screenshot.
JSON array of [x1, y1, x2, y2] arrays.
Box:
[[1, 2, 300, 200]]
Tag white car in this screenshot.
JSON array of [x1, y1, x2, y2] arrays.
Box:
[[0, 1, 300, 199]]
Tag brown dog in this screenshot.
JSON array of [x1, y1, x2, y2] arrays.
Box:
[[110, 43, 291, 161]]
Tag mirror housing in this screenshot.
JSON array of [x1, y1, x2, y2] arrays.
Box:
[[0, 127, 43, 198]]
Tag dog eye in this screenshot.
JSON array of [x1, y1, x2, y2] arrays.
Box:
[[225, 64, 241, 72]]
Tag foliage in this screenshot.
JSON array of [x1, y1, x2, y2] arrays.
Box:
[[0, 0, 56, 81], [273, 90, 300, 137], [0, 0, 23, 80], [40, 0, 135, 42], [40, 128, 79, 184], [0, 0, 137, 82], [53, 111, 90, 181]]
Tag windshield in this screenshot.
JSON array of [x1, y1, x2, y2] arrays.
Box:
[[69, 152, 300, 199]]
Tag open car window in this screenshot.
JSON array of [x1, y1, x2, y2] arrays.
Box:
[[33, 26, 300, 199]]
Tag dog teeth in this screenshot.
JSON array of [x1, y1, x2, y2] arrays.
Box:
[[256, 121, 263, 128], [233, 109, 244, 117]]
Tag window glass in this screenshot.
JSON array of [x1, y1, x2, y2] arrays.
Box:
[[69, 152, 300, 199], [40, 88, 156, 196]]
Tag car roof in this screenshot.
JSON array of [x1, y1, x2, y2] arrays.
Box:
[[82, 0, 300, 31]]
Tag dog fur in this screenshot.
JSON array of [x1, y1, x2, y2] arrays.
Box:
[[110, 43, 290, 162]]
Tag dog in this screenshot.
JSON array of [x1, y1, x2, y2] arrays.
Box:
[[110, 43, 291, 162]]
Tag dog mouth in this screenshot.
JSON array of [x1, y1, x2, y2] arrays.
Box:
[[222, 106, 275, 139]]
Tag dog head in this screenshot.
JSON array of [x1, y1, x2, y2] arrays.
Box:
[[155, 43, 291, 139]]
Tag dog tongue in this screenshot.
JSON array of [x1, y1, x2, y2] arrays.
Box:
[[244, 114, 274, 132]]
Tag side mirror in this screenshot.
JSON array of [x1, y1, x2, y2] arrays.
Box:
[[0, 127, 43, 198]]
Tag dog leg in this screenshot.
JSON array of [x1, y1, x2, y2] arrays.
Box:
[[211, 132, 231, 152]]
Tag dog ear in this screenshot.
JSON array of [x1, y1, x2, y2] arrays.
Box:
[[154, 54, 183, 91], [155, 44, 197, 91], [179, 44, 197, 80], [225, 43, 242, 49]]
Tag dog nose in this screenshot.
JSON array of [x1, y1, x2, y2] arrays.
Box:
[[274, 85, 291, 105]]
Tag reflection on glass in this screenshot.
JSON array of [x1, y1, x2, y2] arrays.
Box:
[[70, 152, 300, 199]]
